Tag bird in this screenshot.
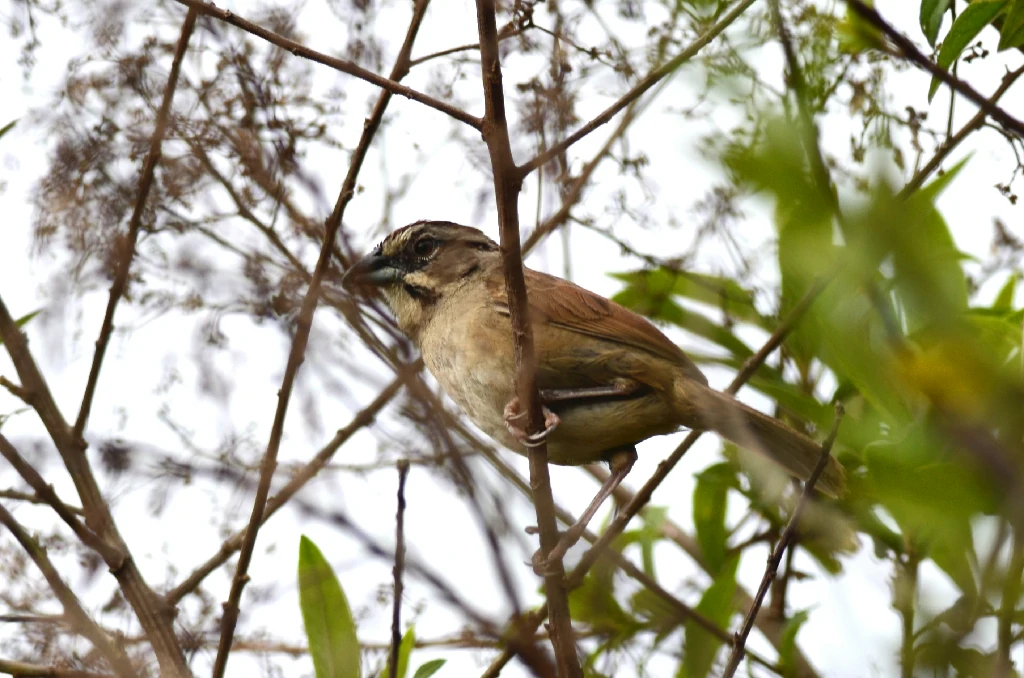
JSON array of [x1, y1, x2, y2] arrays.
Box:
[[342, 220, 846, 570]]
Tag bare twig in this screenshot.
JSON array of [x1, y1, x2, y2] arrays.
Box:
[[210, 2, 433, 670], [901, 65, 1024, 197], [845, 0, 1024, 141], [0, 433, 116, 560], [0, 657, 110, 678], [73, 10, 197, 439], [721, 405, 844, 678], [389, 460, 410, 678], [518, 0, 757, 178], [0, 488, 82, 515], [166, 375, 403, 605], [0, 503, 136, 677], [172, 0, 481, 129], [473, 0, 580, 675], [1, 291, 185, 673]]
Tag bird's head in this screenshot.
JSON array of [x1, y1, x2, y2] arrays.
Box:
[[342, 220, 500, 338]]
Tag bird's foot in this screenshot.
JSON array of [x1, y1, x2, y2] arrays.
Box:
[[503, 397, 561, 448], [528, 525, 586, 577]]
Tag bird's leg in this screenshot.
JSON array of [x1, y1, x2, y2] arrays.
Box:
[[503, 397, 561, 447], [532, 446, 637, 576]]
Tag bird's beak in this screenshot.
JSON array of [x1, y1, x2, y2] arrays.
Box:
[[342, 252, 404, 289]]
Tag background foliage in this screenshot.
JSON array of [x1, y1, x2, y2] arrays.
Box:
[[2, 0, 1024, 676]]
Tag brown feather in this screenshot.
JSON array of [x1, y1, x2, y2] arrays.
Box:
[[488, 267, 708, 386]]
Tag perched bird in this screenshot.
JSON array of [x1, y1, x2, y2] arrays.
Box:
[[343, 220, 845, 568]]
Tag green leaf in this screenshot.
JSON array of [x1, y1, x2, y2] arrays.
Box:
[[921, 0, 953, 46], [411, 660, 446, 678], [298, 536, 361, 678], [383, 627, 416, 678], [992, 273, 1019, 310], [777, 610, 810, 677], [1, 311, 41, 348], [999, 0, 1024, 49], [929, 1, 1008, 101], [838, 0, 886, 53], [0, 119, 17, 141], [679, 556, 739, 678], [611, 269, 767, 329], [693, 464, 733, 575]]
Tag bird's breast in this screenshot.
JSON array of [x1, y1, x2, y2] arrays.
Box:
[[420, 301, 518, 446]]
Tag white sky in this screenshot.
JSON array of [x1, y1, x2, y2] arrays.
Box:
[[1, 0, 1023, 676]]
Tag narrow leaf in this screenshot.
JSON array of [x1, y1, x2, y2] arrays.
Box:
[[383, 627, 416, 678], [411, 659, 446, 678], [679, 557, 739, 678], [298, 536, 361, 678], [921, 0, 953, 46], [929, 1, 1007, 101], [693, 464, 732, 575], [992, 273, 1019, 310], [0, 119, 17, 141], [999, 0, 1024, 49]]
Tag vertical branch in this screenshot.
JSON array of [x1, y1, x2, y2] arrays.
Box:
[[211, 2, 434, 674], [471, 1, 581, 676], [389, 461, 410, 678], [73, 9, 198, 439], [721, 406, 844, 678]]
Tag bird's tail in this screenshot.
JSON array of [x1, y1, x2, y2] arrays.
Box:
[[676, 380, 846, 497]]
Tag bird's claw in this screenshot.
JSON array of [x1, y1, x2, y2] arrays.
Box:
[[503, 397, 560, 447]]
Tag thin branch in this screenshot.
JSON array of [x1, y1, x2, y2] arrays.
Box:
[[172, 0, 481, 130], [901, 65, 1024, 197], [0, 503, 136, 678], [473, 0, 579, 676], [1, 292, 185, 672], [389, 461, 410, 678], [0, 433, 117, 561], [166, 376, 401, 603], [73, 9, 197, 439], [210, 3, 433, 669], [0, 658, 110, 678], [721, 405, 844, 678], [845, 0, 1024, 141], [0, 488, 83, 515], [518, 0, 757, 177]]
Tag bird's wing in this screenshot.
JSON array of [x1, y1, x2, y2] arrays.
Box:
[[488, 267, 707, 385]]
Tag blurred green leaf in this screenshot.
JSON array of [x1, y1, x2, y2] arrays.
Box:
[[838, 0, 887, 53], [693, 463, 733, 575], [569, 561, 638, 638], [921, 0, 953, 46], [777, 610, 810, 677], [411, 660, 445, 678], [929, 1, 1008, 101], [639, 506, 669, 578], [999, 0, 1024, 49], [611, 269, 767, 329], [679, 556, 738, 678], [991, 273, 1019, 310], [298, 536, 360, 678], [611, 292, 755, 359]]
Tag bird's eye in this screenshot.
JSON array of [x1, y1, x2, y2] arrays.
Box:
[[413, 238, 438, 257]]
